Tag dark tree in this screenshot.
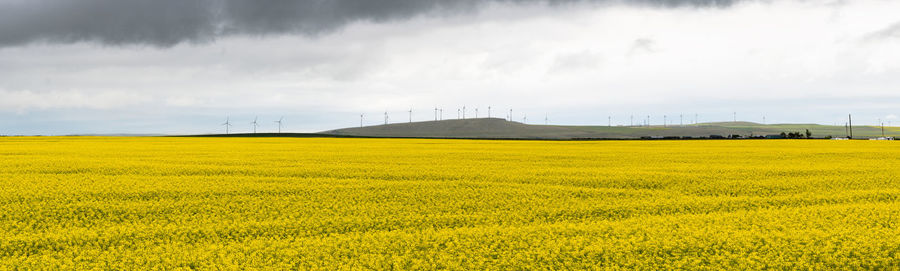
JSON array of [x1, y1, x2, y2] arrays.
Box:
[[785, 132, 804, 139]]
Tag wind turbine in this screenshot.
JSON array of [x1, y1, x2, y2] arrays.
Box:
[[434, 108, 438, 121], [488, 106, 492, 118], [475, 108, 479, 118], [222, 117, 232, 134], [360, 114, 364, 127], [274, 117, 283, 133], [384, 112, 388, 125], [439, 108, 443, 120], [408, 109, 412, 123], [463, 106, 466, 119], [251, 117, 259, 133]]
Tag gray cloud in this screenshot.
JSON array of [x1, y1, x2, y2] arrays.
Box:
[[865, 21, 900, 41], [628, 38, 656, 56], [0, 0, 743, 48], [0, 0, 219, 47]]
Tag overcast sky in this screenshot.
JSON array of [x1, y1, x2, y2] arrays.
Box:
[[1, 0, 899, 135]]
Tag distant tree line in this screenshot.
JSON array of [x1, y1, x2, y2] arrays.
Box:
[[780, 129, 812, 139]]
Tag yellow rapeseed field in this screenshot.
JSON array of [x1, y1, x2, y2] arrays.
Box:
[[1, 137, 899, 269]]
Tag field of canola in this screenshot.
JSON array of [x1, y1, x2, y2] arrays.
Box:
[[1, 137, 899, 269]]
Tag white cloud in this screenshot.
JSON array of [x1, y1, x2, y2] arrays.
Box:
[[0, 89, 150, 112]]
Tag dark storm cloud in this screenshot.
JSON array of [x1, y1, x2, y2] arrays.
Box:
[[0, 0, 220, 47], [0, 0, 743, 48]]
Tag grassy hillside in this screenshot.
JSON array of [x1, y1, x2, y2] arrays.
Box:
[[704, 122, 897, 138], [323, 118, 597, 139], [322, 118, 898, 139]]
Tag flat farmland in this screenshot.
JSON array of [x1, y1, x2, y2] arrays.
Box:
[[1, 137, 899, 269]]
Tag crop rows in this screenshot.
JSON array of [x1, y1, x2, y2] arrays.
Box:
[[1, 137, 899, 269]]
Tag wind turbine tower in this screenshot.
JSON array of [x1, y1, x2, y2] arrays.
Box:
[[222, 117, 232, 134], [274, 117, 283, 133], [384, 112, 388, 125], [408, 109, 412, 123], [360, 114, 364, 127], [475, 108, 479, 118], [488, 106, 491, 118], [251, 117, 259, 133]]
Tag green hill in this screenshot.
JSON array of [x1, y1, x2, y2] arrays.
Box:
[[321, 118, 897, 139]]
